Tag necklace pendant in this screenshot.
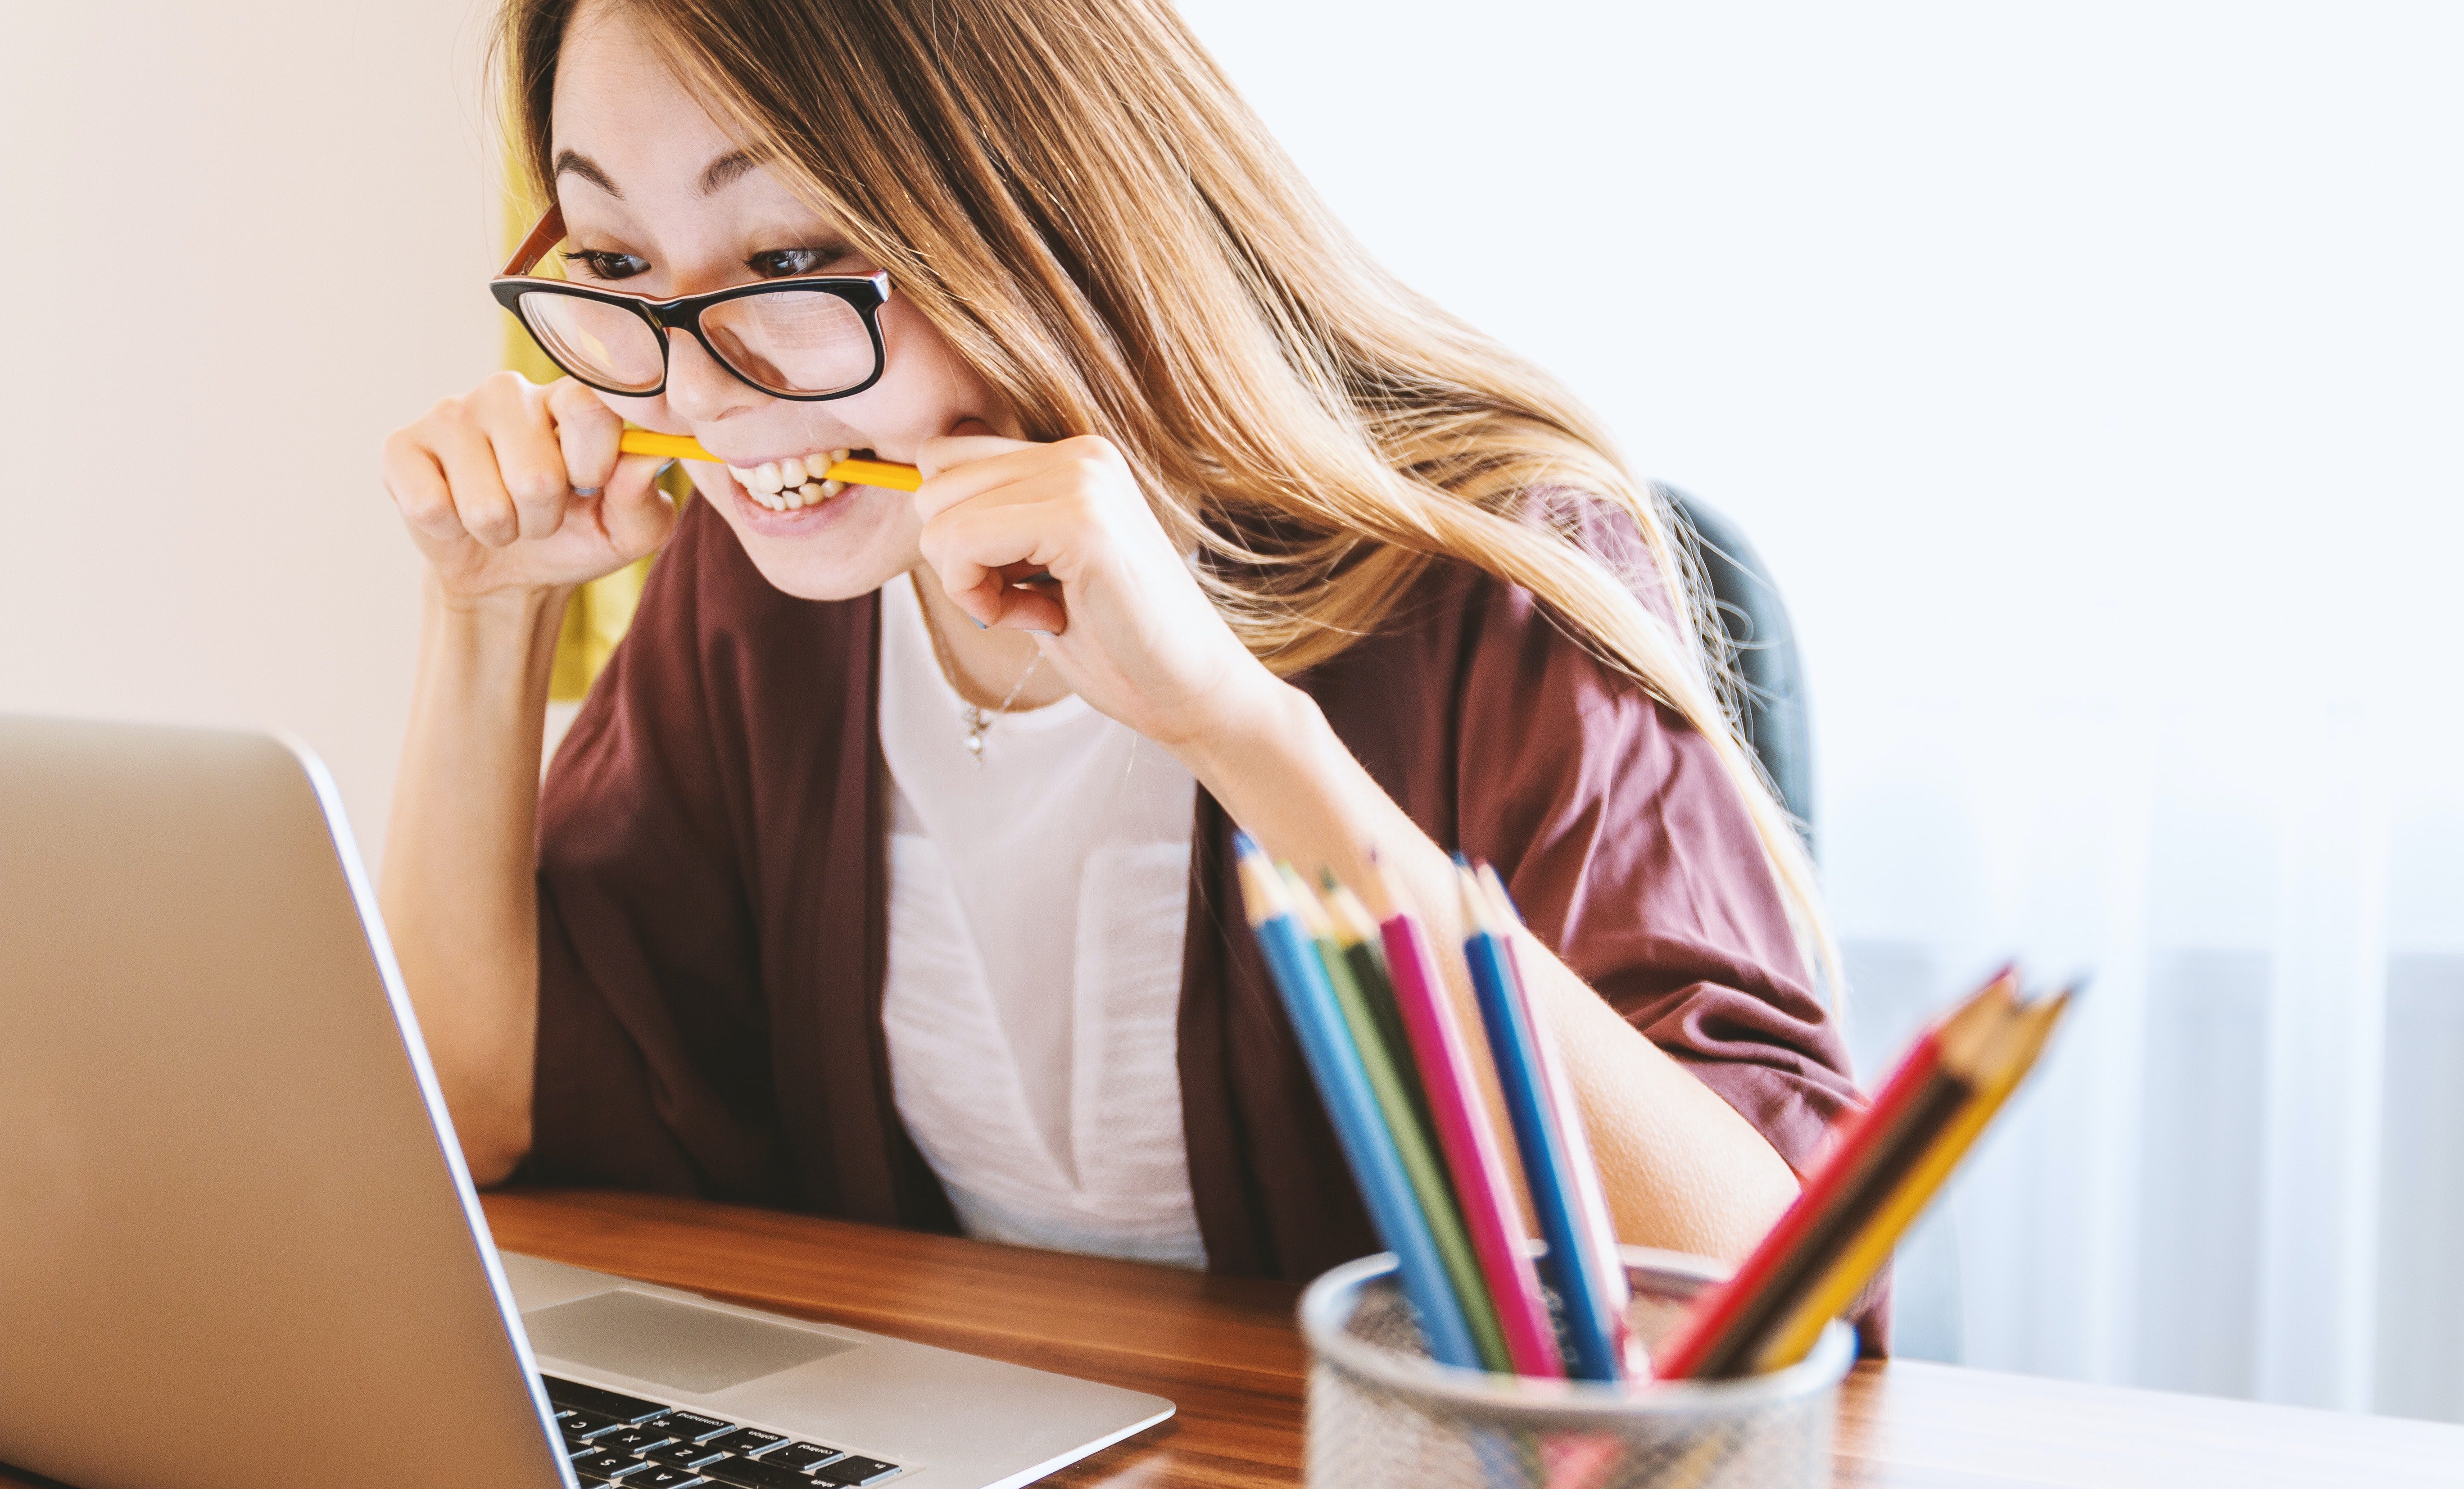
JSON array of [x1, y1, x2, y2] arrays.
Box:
[[961, 706, 988, 766]]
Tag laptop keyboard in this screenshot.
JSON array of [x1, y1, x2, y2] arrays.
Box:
[[544, 1375, 904, 1487]]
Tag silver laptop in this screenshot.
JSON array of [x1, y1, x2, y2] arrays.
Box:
[[0, 716, 1172, 1489]]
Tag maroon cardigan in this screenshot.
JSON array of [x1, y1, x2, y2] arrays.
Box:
[[526, 496, 1877, 1337]]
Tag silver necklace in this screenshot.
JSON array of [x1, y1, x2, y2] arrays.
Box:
[[921, 604, 1042, 766]]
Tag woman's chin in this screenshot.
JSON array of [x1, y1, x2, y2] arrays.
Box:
[[701, 464, 916, 601]]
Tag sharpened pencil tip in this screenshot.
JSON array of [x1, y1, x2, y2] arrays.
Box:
[[1454, 861, 1494, 934], [1472, 862, 1526, 928], [1232, 842, 1286, 927], [1278, 863, 1333, 938]]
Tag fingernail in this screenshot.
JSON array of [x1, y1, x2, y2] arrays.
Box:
[[969, 614, 987, 631], [571, 486, 602, 497], [657, 459, 677, 476]]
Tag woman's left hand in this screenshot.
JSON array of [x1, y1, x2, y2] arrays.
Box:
[[912, 432, 1279, 753]]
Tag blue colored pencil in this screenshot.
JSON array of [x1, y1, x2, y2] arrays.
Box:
[[1456, 859, 1627, 1381], [1234, 835, 1483, 1370], [1478, 863, 1636, 1374]]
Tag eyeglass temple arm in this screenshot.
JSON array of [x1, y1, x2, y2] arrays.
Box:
[[503, 204, 567, 277]]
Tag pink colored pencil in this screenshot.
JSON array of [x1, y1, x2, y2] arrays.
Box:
[[1366, 860, 1564, 1378]]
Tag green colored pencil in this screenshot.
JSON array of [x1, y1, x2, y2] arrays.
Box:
[[1281, 866, 1511, 1372]]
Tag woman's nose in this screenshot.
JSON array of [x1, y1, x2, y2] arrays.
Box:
[[661, 330, 758, 423]]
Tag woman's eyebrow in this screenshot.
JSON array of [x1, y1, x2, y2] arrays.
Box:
[[552, 149, 622, 198], [698, 149, 758, 195]]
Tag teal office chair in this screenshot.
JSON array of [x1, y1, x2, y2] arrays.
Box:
[[1658, 485, 1815, 856]]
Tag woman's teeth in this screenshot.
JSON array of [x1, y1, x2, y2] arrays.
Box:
[[729, 448, 855, 512]]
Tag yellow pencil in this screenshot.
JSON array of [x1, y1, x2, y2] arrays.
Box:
[[1746, 989, 2072, 1371], [615, 429, 922, 492]]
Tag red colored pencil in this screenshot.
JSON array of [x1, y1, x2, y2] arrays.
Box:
[[1651, 967, 2018, 1380]]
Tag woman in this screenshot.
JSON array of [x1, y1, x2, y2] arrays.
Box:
[[380, 0, 1865, 1302]]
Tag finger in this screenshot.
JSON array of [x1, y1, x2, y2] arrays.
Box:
[[598, 453, 679, 560], [430, 415, 525, 548], [984, 580, 1067, 636], [547, 378, 625, 495], [918, 499, 1066, 621], [381, 429, 469, 544], [912, 440, 1073, 524], [477, 396, 574, 543], [915, 431, 1030, 483], [935, 565, 1067, 637]]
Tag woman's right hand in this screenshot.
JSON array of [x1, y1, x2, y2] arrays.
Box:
[[382, 371, 679, 603]]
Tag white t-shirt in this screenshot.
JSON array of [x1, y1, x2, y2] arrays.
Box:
[[875, 571, 1207, 1268]]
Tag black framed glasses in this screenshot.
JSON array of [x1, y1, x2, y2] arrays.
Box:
[[490, 204, 891, 401]]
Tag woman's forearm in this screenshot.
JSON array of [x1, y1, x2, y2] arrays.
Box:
[[379, 578, 569, 1185], [1178, 682, 1799, 1264]]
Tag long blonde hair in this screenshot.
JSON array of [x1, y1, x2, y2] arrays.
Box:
[[499, 0, 1840, 995]]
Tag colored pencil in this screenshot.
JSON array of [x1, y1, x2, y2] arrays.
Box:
[[1458, 861, 1625, 1381], [1362, 860, 1566, 1379], [1653, 968, 2065, 1381], [616, 429, 922, 491], [1285, 868, 1512, 1373], [1694, 977, 2016, 1379], [1650, 969, 2017, 1380], [1321, 874, 1437, 1144], [1476, 865, 1636, 1374], [1232, 836, 1481, 1370], [1746, 986, 2073, 1372]]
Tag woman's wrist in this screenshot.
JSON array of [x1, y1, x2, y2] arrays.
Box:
[[1169, 670, 1322, 801], [413, 575, 572, 738], [426, 572, 573, 636]]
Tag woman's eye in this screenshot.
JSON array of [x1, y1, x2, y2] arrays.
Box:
[[748, 247, 838, 278], [561, 249, 651, 281]]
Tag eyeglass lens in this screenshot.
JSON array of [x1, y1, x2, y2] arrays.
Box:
[[701, 294, 875, 396], [518, 289, 876, 398], [518, 292, 667, 395]]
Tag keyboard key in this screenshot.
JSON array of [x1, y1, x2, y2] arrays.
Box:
[[597, 1428, 679, 1456], [560, 1409, 623, 1448], [619, 1468, 706, 1489], [570, 1450, 655, 1481], [650, 1411, 735, 1442], [644, 1442, 729, 1470], [703, 1427, 787, 1457], [700, 1457, 818, 1489], [813, 1457, 901, 1486], [544, 1376, 673, 1424], [764, 1443, 842, 1471]]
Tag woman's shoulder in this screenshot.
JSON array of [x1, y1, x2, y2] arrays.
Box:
[[1307, 485, 1692, 710]]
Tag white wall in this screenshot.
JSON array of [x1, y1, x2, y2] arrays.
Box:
[[0, 0, 498, 865], [1173, 0, 2464, 1417]]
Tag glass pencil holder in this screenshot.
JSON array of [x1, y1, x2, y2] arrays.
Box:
[[1299, 1247, 1856, 1489]]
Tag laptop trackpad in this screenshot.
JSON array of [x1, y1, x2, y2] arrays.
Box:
[[522, 1289, 857, 1395]]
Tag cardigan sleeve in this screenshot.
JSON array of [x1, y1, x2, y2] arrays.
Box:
[[1450, 501, 1864, 1179], [522, 502, 786, 1200]]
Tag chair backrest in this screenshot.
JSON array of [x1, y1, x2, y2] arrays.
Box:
[[1657, 485, 1815, 856]]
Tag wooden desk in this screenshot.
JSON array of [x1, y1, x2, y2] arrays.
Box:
[[10, 1187, 2449, 1488], [468, 1189, 2464, 1489]]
